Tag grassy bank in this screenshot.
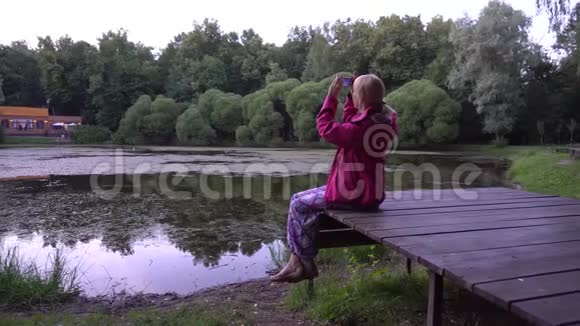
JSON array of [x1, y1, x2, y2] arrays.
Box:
[[286, 246, 427, 325], [0, 305, 249, 326], [453, 145, 579, 198], [4, 136, 57, 145], [508, 149, 580, 199], [0, 246, 80, 308]]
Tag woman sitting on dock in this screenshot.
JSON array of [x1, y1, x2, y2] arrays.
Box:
[[270, 73, 399, 283]]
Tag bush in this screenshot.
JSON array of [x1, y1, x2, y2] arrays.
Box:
[[71, 125, 111, 144], [235, 125, 253, 146], [0, 127, 4, 144], [386, 79, 461, 144], [114, 95, 183, 145], [175, 106, 217, 145], [197, 89, 243, 138], [285, 77, 335, 143]]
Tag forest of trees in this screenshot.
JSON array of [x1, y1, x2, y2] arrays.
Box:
[[0, 0, 578, 146]]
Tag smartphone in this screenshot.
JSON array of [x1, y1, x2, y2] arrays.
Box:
[[343, 77, 352, 88]]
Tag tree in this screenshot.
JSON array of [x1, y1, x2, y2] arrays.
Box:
[[537, 120, 545, 145], [163, 20, 273, 97], [239, 29, 272, 93], [0, 75, 5, 104], [37, 36, 99, 118], [555, 3, 580, 76], [423, 16, 456, 88], [163, 21, 228, 101], [265, 79, 301, 140], [568, 118, 577, 144], [536, 0, 572, 31], [448, 2, 531, 142], [191, 56, 228, 95], [113, 95, 151, 144], [265, 62, 288, 84], [286, 79, 330, 142], [235, 125, 253, 145], [90, 30, 159, 131], [369, 15, 433, 89], [141, 96, 184, 144], [176, 106, 217, 145], [301, 33, 334, 82], [0, 42, 44, 107], [386, 79, 460, 144], [113, 95, 182, 145], [331, 19, 374, 74], [196, 89, 243, 139], [276, 26, 313, 79]]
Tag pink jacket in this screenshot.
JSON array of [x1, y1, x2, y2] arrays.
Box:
[[316, 94, 399, 210]]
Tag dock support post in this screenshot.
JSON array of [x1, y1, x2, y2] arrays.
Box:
[[406, 258, 412, 274], [427, 272, 443, 326]]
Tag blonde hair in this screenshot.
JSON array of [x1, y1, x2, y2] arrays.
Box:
[[353, 74, 385, 106], [353, 74, 396, 120]]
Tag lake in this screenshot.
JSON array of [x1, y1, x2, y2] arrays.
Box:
[[0, 146, 509, 296]]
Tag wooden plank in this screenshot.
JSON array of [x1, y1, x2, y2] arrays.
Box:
[[512, 293, 580, 326], [328, 198, 579, 222], [383, 190, 554, 202], [390, 222, 580, 261], [316, 229, 377, 249], [378, 196, 574, 211], [388, 187, 516, 197], [419, 241, 580, 287], [368, 215, 580, 239], [387, 221, 580, 248], [341, 205, 580, 228], [427, 272, 443, 326], [377, 198, 579, 216], [351, 205, 580, 230], [474, 270, 580, 310]]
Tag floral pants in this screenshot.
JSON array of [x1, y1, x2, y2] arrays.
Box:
[[286, 186, 327, 259]]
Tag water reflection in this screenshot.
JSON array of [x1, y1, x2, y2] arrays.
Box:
[[0, 153, 510, 295], [2, 232, 279, 296]]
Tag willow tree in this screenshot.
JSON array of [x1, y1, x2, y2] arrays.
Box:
[[386, 79, 460, 144], [536, 0, 572, 31], [448, 1, 531, 142]]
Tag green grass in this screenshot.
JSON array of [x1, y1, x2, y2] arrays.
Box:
[[284, 246, 428, 325], [0, 246, 80, 308], [509, 149, 580, 199], [0, 305, 250, 326], [287, 268, 428, 325], [4, 136, 57, 145]]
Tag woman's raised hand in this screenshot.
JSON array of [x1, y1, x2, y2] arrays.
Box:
[[327, 74, 343, 98]]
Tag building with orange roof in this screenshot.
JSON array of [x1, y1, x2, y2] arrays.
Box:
[[0, 106, 82, 136]]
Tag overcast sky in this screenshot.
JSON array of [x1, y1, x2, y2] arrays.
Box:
[[1, 0, 556, 54]]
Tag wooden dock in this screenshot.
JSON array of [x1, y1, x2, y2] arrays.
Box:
[[318, 187, 580, 326]]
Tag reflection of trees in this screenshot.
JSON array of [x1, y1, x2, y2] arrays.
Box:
[[160, 195, 285, 266], [0, 174, 294, 266]]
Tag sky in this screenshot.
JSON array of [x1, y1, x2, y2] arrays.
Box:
[[1, 0, 556, 54]]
